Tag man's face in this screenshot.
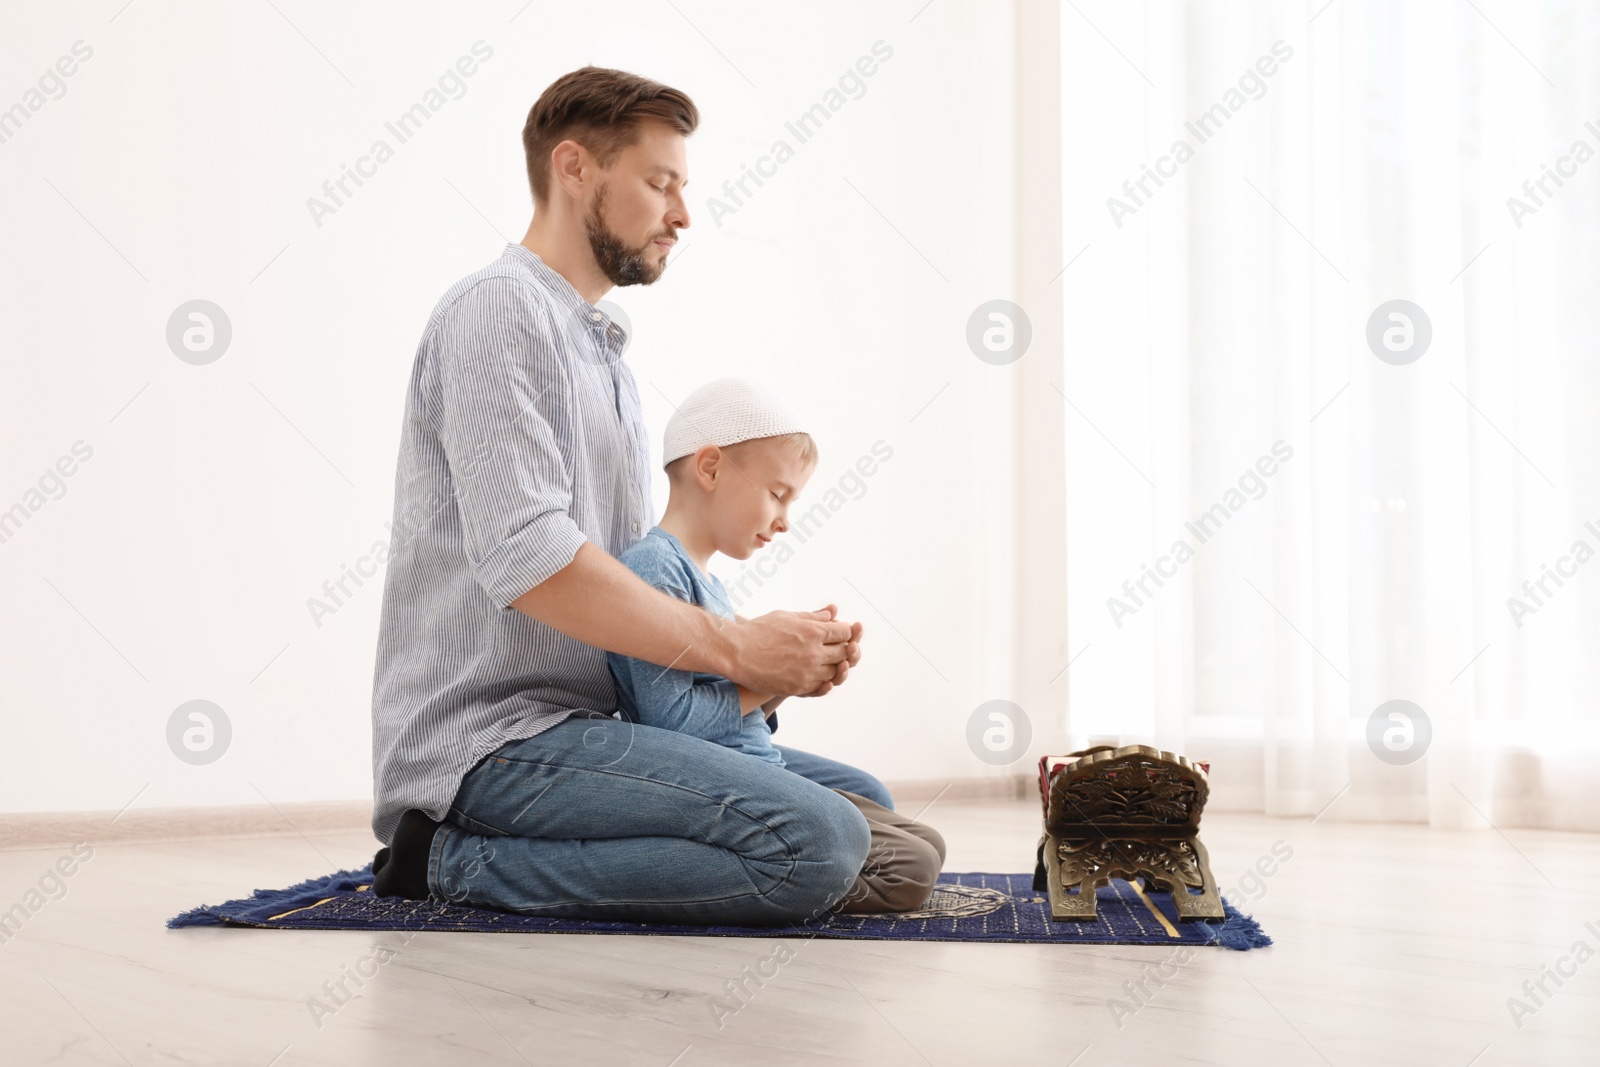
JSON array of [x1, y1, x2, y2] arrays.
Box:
[[583, 120, 690, 287]]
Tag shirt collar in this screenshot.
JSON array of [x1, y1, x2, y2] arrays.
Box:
[[504, 243, 629, 351], [650, 526, 715, 582]]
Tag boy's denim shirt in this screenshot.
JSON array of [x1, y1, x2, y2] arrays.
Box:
[[607, 526, 784, 765]]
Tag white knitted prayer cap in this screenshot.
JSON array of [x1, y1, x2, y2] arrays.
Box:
[[662, 378, 808, 469]]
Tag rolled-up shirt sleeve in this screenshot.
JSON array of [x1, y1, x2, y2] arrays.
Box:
[[429, 278, 587, 611]]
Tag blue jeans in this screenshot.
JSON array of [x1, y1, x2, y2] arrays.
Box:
[[428, 715, 892, 925]]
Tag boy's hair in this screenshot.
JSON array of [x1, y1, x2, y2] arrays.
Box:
[[522, 66, 700, 205], [665, 433, 817, 484]]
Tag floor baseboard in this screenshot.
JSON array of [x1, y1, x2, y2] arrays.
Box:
[[0, 776, 1035, 852], [0, 801, 375, 853], [880, 775, 1035, 805]]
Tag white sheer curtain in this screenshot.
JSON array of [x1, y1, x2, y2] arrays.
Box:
[[1058, 0, 1600, 830]]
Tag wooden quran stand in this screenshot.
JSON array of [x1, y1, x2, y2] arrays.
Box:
[[1032, 745, 1225, 922]]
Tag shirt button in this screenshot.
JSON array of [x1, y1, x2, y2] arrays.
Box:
[[591, 312, 601, 321], [632, 521, 639, 532]]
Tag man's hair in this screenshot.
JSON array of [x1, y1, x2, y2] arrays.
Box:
[[522, 66, 699, 205]]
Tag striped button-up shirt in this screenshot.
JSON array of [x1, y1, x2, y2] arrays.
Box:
[[370, 242, 652, 846]]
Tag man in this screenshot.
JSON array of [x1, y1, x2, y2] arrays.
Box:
[[368, 66, 890, 925]]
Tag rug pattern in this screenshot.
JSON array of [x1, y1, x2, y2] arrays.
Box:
[[168, 868, 1271, 950]]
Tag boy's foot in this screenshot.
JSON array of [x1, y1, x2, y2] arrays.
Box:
[[833, 789, 947, 864], [372, 809, 444, 899]]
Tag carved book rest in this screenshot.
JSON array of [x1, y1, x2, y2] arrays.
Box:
[[1032, 745, 1225, 922]]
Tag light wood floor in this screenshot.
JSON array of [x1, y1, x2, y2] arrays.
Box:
[[2, 799, 1597, 1066]]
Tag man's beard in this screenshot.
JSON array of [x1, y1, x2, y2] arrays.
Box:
[[584, 183, 669, 287]]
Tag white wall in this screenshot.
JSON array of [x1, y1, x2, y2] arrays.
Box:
[[0, 1, 1067, 816]]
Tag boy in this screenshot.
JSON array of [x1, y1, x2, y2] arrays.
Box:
[[608, 378, 946, 914]]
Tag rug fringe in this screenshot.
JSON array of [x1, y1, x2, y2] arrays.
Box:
[[1216, 896, 1274, 950], [166, 864, 373, 929]]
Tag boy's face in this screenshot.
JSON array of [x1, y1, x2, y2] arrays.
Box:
[[706, 440, 816, 561]]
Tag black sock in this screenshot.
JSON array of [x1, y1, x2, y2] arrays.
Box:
[[373, 809, 443, 899]]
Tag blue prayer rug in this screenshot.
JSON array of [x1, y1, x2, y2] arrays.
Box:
[[168, 868, 1272, 950]]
